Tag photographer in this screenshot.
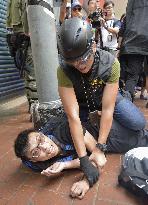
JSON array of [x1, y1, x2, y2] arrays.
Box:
[[59, 0, 87, 24], [100, 0, 121, 56], [87, 0, 103, 47]]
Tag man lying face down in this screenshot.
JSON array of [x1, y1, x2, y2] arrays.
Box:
[[14, 113, 148, 199]]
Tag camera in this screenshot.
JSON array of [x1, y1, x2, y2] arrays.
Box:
[[88, 8, 103, 28]]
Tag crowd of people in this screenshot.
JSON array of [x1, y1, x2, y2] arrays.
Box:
[[9, 0, 148, 200]]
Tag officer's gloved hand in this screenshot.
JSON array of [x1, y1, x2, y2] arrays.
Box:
[[79, 155, 99, 187]]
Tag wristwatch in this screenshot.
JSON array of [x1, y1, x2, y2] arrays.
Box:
[[96, 143, 108, 152]]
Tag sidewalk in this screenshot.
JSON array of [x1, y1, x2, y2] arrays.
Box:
[[0, 96, 148, 205], [0, 95, 27, 120]]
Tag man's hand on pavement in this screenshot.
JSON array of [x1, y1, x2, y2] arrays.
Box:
[[41, 162, 65, 176]]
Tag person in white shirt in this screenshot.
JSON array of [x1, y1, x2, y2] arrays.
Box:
[[100, 0, 121, 56]]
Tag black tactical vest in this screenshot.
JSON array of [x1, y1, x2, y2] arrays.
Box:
[[61, 49, 115, 120]]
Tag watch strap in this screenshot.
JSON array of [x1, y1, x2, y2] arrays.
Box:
[[96, 143, 108, 152]]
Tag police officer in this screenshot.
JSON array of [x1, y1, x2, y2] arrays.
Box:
[[6, 0, 38, 112], [57, 17, 146, 187]]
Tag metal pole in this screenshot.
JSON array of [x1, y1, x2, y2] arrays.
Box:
[[27, 0, 59, 103]]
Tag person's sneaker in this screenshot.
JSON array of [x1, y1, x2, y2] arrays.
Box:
[[140, 94, 148, 100]]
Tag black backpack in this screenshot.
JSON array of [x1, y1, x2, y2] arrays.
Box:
[[31, 100, 64, 130], [118, 147, 148, 198]]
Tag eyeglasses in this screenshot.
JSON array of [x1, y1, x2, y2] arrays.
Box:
[[105, 6, 113, 10], [31, 132, 45, 159], [72, 7, 82, 12], [66, 49, 93, 67]]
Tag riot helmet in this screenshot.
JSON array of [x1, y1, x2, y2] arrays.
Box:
[[57, 17, 93, 61]]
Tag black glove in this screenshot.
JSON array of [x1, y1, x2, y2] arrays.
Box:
[[79, 155, 99, 187]]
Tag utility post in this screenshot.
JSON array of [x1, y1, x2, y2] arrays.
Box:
[[27, 0, 59, 103]]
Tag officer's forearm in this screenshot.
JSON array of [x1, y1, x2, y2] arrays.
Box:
[[84, 131, 97, 152], [68, 116, 87, 158], [98, 110, 113, 144]]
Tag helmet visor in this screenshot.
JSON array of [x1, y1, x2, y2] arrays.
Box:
[[65, 48, 93, 66]]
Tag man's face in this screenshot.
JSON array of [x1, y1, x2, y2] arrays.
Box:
[[66, 50, 94, 74], [96, 0, 100, 8], [26, 132, 59, 162], [71, 6, 82, 18], [66, 42, 96, 73], [88, 0, 97, 13], [104, 3, 114, 16]]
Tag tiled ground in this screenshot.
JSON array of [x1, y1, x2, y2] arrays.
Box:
[[0, 96, 148, 205]]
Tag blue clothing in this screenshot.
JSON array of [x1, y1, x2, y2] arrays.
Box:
[[114, 93, 146, 131], [80, 92, 146, 131]]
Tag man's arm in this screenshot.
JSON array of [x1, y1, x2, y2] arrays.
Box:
[[58, 86, 87, 158], [100, 18, 121, 35], [70, 136, 101, 200], [21, 5, 29, 35], [98, 59, 120, 147], [58, 86, 99, 186], [98, 82, 118, 145], [89, 82, 118, 168], [84, 130, 98, 152], [70, 158, 101, 199], [90, 58, 120, 168], [57, 69, 99, 186], [59, 0, 67, 24], [41, 158, 80, 176]]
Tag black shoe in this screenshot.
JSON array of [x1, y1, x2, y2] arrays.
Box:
[[146, 102, 148, 108]]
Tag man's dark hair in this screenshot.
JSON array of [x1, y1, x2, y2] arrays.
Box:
[[88, 0, 94, 5], [103, 0, 114, 8], [14, 128, 36, 160]]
